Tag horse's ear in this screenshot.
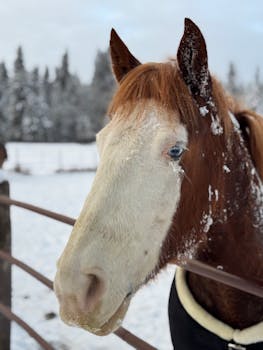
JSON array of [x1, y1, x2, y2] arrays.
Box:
[[110, 29, 141, 83], [177, 18, 212, 105], [235, 111, 263, 179]]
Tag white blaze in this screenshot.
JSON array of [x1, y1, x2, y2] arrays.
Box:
[[55, 101, 188, 334]]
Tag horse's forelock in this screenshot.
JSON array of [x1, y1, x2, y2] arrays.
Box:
[[108, 61, 232, 138]]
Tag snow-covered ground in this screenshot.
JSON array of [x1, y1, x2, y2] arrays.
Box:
[[5, 143, 98, 175], [3, 143, 175, 350]]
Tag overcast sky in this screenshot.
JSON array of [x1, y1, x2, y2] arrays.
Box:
[[0, 0, 262, 83]]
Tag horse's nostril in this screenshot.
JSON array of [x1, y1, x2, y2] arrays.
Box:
[[86, 274, 100, 299], [80, 272, 106, 312]]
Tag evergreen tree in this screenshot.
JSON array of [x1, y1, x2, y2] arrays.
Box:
[[0, 62, 9, 142], [51, 52, 80, 141], [245, 66, 263, 113], [14, 46, 24, 72], [10, 46, 27, 141], [227, 62, 239, 95], [0, 62, 8, 82], [0, 48, 116, 142], [60, 51, 69, 89], [255, 66, 261, 86], [43, 67, 51, 106], [31, 67, 39, 95], [55, 51, 70, 91], [87, 50, 116, 137], [22, 67, 49, 141]]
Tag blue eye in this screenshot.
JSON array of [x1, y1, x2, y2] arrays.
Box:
[[168, 145, 185, 160]]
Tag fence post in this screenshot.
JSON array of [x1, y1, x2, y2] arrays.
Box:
[[0, 180, 11, 350]]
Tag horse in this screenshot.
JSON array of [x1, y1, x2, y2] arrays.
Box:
[[54, 19, 263, 349]]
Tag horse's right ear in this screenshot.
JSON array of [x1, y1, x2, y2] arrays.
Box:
[[177, 18, 212, 106], [110, 29, 141, 83]]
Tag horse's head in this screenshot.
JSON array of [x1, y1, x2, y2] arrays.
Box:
[[54, 19, 231, 335]]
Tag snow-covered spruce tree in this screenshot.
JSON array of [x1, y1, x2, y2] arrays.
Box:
[[255, 70, 263, 114], [86, 50, 116, 138], [0, 62, 10, 142], [51, 52, 82, 142], [243, 67, 263, 114], [9, 46, 28, 141], [22, 67, 39, 141], [76, 83, 94, 143], [43, 67, 52, 107], [226, 62, 244, 99], [40, 67, 53, 141], [22, 67, 52, 141]]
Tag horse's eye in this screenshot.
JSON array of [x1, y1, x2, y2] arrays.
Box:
[[168, 145, 185, 160]]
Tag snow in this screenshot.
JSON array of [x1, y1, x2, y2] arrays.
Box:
[[3, 143, 174, 350], [177, 238, 197, 262], [223, 165, 231, 173], [214, 189, 219, 202], [201, 213, 213, 233], [210, 114, 223, 135], [208, 185, 213, 202], [199, 106, 209, 117], [0, 169, 7, 183], [5, 143, 98, 175], [228, 111, 240, 131], [208, 185, 219, 202]]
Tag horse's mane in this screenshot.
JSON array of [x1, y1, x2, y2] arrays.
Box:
[[234, 109, 263, 179], [108, 61, 263, 179]]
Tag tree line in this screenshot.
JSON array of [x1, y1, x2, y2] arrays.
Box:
[[0, 47, 116, 143], [0, 49, 262, 144], [226, 62, 263, 113]]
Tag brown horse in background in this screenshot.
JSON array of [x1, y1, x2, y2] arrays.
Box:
[[55, 19, 263, 349]]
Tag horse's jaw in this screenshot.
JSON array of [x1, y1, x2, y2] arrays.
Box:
[[54, 102, 188, 334]]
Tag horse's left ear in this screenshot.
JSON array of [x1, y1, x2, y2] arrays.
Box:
[[177, 18, 212, 105], [110, 29, 141, 83]]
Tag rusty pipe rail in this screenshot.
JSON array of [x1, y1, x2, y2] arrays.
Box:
[[0, 302, 54, 350], [0, 250, 53, 290], [0, 195, 75, 226], [1, 194, 262, 298], [184, 260, 263, 298]]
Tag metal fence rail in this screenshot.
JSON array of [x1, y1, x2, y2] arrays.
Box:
[[0, 303, 54, 350], [1, 194, 262, 297], [184, 259, 263, 298], [0, 195, 75, 226]]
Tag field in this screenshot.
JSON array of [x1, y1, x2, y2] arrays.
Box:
[[4, 143, 175, 350]]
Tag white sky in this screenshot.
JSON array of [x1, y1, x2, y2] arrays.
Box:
[[0, 0, 262, 83]]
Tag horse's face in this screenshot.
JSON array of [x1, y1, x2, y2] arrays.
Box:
[[55, 102, 187, 334], [55, 19, 212, 335]]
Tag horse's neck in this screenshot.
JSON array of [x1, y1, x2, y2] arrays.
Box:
[[187, 272, 263, 329], [187, 132, 263, 329], [188, 220, 263, 328]]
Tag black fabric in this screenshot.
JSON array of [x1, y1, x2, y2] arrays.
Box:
[[168, 276, 263, 350]]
